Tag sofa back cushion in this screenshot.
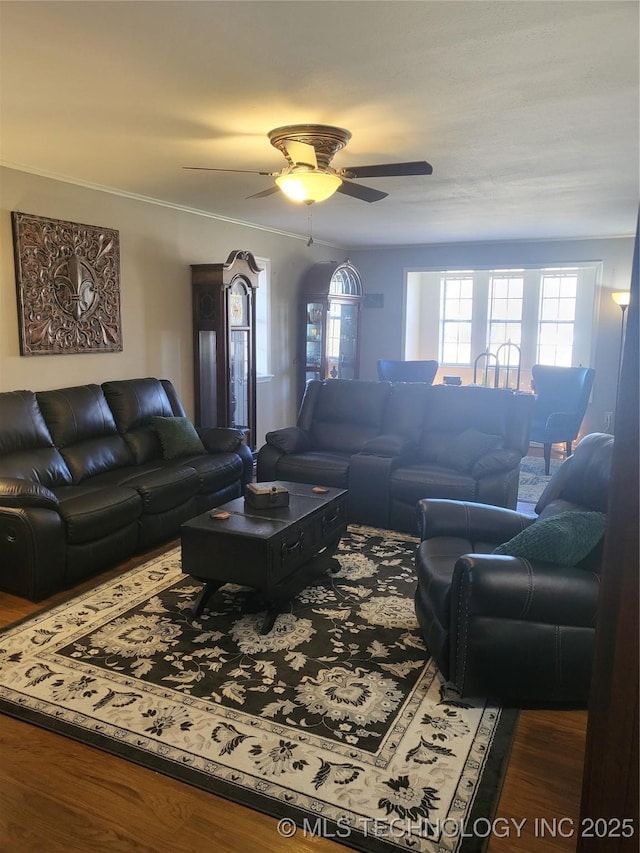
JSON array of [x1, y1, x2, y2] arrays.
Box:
[[37, 385, 133, 483], [0, 390, 72, 486], [381, 382, 431, 443], [537, 432, 613, 516], [418, 386, 532, 463], [102, 378, 176, 464], [306, 380, 391, 454]]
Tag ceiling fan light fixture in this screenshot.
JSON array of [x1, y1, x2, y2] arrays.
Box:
[[275, 169, 342, 203]]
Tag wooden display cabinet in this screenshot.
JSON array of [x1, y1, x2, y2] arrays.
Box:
[[301, 260, 363, 397], [191, 250, 260, 449]]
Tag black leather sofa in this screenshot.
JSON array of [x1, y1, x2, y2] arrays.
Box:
[[257, 379, 534, 533], [0, 377, 253, 601], [414, 432, 613, 703]]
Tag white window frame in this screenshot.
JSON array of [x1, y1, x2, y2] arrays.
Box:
[[439, 273, 475, 366], [405, 263, 599, 371]]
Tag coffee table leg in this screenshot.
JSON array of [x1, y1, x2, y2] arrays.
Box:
[[260, 604, 282, 635], [191, 579, 223, 619]]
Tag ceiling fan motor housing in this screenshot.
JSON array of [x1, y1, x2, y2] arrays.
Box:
[[268, 124, 352, 169]]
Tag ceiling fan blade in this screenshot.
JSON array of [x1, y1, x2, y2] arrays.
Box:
[[183, 166, 274, 175], [343, 161, 433, 179], [246, 186, 281, 200], [282, 140, 318, 168], [337, 180, 388, 203]]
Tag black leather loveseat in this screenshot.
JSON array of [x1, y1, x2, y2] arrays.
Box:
[[257, 379, 534, 533], [0, 377, 253, 601]]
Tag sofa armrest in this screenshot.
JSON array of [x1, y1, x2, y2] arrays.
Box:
[[265, 426, 311, 455], [417, 498, 534, 542], [471, 448, 522, 478], [453, 554, 600, 626], [450, 554, 599, 701], [0, 477, 59, 510], [360, 433, 416, 457], [0, 506, 66, 599], [197, 426, 245, 453]]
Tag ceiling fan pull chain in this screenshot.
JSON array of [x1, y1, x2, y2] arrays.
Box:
[[307, 206, 314, 246]]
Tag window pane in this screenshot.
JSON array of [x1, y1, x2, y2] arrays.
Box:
[[540, 300, 559, 321], [439, 277, 473, 364], [493, 298, 508, 318], [558, 300, 575, 321], [488, 275, 523, 366], [506, 301, 521, 320], [544, 276, 561, 298], [460, 279, 473, 299], [538, 272, 577, 366], [492, 279, 508, 299]]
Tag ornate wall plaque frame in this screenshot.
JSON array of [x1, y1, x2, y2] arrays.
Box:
[[11, 211, 122, 356]]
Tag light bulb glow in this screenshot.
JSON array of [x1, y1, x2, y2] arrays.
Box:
[[612, 291, 631, 307], [275, 169, 342, 203]]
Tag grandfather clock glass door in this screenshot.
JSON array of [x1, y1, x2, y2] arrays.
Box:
[[191, 251, 259, 450], [228, 281, 250, 434]]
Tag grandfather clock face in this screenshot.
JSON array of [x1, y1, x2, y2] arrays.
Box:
[[228, 279, 249, 327]]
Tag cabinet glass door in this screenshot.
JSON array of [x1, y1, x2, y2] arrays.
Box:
[[326, 301, 358, 380], [305, 300, 324, 383]]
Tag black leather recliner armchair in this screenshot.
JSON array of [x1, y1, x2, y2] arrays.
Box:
[[529, 364, 596, 473], [414, 432, 613, 704]]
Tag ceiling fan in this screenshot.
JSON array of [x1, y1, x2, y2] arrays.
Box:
[[183, 124, 433, 204]]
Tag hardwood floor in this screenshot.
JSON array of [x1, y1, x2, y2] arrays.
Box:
[[0, 542, 587, 853]]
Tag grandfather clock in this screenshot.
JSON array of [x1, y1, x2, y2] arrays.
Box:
[[191, 250, 260, 449]]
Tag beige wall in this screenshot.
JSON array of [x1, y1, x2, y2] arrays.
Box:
[[0, 167, 339, 444]]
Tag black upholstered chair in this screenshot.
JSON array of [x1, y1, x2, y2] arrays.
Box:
[[529, 364, 596, 473], [414, 432, 613, 704], [377, 359, 438, 384]]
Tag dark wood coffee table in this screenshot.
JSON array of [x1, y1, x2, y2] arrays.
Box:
[[180, 482, 347, 633]]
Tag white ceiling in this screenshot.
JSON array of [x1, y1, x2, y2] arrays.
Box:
[[1, 1, 638, 248]]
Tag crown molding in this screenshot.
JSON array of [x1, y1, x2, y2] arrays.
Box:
[[0, 161, 344, 250]]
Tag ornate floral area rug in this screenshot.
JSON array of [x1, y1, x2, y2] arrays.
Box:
[[518, 455, 562, 504], [0, 527, 517, 853]]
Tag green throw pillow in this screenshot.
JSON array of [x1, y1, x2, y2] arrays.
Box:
[[436, 428, 502, 473], [492, 511, 607, 566], [152, 416, 206, 460]]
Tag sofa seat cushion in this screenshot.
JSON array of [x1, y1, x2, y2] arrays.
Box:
[[54, 485, 142, 545], [183, 452, 244, 493], [272, 451, 351, 489], [391, 464, 477, 505], [114, 464, 201, 514]]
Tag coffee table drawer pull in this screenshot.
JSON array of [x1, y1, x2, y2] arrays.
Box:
[[282, 532, 304, 559], [321, 512, 341, 535]]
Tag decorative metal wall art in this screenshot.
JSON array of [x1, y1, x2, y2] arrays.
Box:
[[11, 211, 122, 356]]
